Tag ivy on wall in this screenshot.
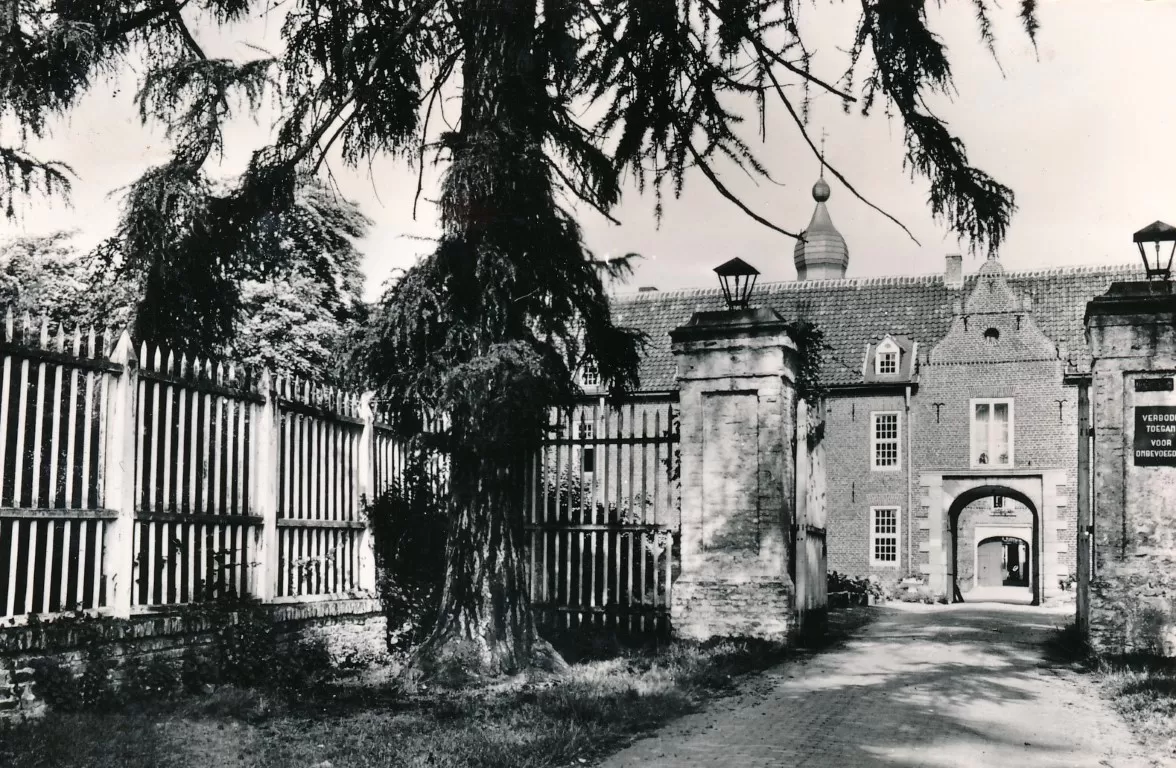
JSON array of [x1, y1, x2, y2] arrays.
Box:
[[786, 320, 828, 405]]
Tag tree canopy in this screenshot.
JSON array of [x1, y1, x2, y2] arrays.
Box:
[[2, 0, 1041, 678], [0, 177, 370, 383], [0, 231, 137, 329]]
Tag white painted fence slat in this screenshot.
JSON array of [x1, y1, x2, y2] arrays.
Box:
[[13, 354, 29, 508], [0, 331, 410, 621], [64, 361, 79, 509], [5, 522, 18, 617], [0, 350, 11, 507], [75, 519, 88, 609]]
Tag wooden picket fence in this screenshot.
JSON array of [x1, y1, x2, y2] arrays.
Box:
[[0, 312, 399, 624], [0, 310, 688, 640], [524, 400, 680, 636], [0, 316, 113, 618]]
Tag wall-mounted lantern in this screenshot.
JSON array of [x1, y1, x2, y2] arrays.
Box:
[[1133, 221, 1176, 280], [714, 257, 760, 310]]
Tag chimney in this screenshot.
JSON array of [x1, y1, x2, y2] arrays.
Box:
[[945, 254, 963, 290], [637, 286, 659, 293]]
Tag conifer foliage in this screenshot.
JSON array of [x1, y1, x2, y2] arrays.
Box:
[[2, 0, 1039, 678]]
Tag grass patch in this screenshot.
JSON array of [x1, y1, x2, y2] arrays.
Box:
[[1096, 654, 1176, 761], [1050, 622, 1176, 762], [0, 620, 866, 768]]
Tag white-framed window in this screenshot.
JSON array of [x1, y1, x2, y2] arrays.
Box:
[[971, 398, 1014, 467], [875, 338, 899, 375], [993, 495, 1004, 509], [871, 411, 901, 470], [870, 507, 901, 566], [579, 360, 600, 388], [577, 420, 595, 473]]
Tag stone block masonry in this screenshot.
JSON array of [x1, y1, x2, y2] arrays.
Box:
[[670, 307, 802, 641], [0, 665, 41, 718], [1083, 281, 1176, 654]]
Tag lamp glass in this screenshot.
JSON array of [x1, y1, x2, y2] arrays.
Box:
[[714, 258, 760, 310]]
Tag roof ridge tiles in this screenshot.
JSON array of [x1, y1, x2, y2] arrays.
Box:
[[612, 261, 1142, 302]]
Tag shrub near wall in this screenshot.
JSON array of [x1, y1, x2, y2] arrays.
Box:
[[0, 598, 385, 718], [827, 571, 881, 608]]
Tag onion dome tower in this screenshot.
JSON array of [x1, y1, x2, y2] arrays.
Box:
[[793, 173, 849, 281]]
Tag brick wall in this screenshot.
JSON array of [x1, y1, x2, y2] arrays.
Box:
[[824, 391, 911, 582], [915, 357, 1079, 577], [0, 599, 388, 717], [822, 261, 1081, 590]]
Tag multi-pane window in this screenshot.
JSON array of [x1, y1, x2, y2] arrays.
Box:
[[577, 421, 595, 472], [871, 412, 901, 470], [579, 361, 600, 388], [971, 398, 1013, 467], [874, 338, 899, 376], [870, 507, 900, 566]]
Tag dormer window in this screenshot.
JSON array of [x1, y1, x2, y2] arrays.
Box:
[[579, 360, 600, 388], [874, 338, 900, 376]]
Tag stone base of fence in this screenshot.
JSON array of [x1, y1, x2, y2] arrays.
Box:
[[0, 598, 387, 715], [671, 577, 795, 641]]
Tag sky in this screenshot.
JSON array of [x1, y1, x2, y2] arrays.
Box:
[[2, 0, 1174, 300]]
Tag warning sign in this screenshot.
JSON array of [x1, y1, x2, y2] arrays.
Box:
[[1135, 406, 1176, 466]]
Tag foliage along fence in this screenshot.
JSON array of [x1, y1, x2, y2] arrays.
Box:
[[0, 312, 391, 625], [524, 400, 680, 637]]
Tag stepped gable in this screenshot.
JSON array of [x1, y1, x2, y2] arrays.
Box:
[[610, 262, 1142, 392], [929, 256, 1061, 365]]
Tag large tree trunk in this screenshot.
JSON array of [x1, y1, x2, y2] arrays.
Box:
[[409, 0, 567, 683], [412, 451, 564, 683]]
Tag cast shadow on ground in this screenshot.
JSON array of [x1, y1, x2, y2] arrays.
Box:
[[726, 605, 1115, 767]]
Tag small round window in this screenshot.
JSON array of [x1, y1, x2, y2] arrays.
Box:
[[983, 328, 1000, 345]]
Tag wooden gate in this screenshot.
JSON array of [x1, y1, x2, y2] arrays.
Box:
[[523, 400, 679, 636]]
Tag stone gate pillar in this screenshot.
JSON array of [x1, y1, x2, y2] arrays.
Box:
[[1085, 281, 1176, 654], [670, 308, 798, 640]]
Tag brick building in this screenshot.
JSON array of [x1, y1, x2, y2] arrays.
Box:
[[606, 177, 1140, 603]]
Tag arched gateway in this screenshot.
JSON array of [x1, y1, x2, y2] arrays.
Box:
[[920, 469, 1070, 605]]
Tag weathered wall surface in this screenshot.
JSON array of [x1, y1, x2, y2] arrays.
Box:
[[670, 310, 798, 641], [0, 599, 387, 715], [1086, 291, 1176, 654]]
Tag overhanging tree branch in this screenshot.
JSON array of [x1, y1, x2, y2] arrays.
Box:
[[283, 0, 444, 171], [745, 37, 921, 245], [687, 143, 801, 239]]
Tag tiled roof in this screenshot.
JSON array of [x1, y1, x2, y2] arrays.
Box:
[[611, 263, 1144, 391]]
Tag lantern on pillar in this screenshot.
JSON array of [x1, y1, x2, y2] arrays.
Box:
[[1133, 221, 1176, 280], [714, 257, 760, 310]]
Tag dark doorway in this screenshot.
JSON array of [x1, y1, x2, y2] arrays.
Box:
[[977, 536, 1030, 588], [1003, 538, 1029, 586]]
